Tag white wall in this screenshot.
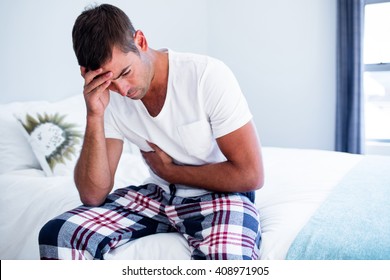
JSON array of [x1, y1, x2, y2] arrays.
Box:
[[0, 0, 336, 150], [0, 0, 209, 103], [207, 0, 337, 150]]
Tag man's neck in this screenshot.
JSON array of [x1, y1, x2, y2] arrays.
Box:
[[141, 49, 169, 117]]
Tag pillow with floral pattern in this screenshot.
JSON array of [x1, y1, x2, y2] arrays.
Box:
[[16, 112, 83, 176]]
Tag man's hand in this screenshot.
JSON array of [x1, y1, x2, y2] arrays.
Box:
[[81, 67, 113, 118], [141, 142, 175, 180], [140, 122, 264, 193]]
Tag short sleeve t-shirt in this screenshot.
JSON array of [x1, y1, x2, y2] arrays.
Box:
[[104, 49, 252, 197]]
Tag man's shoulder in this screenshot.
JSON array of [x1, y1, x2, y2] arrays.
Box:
[[167, 49, 227, 76], [168, 49, 219, 66]]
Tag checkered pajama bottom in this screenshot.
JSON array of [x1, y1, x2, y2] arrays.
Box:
[[39, 184, 261, 260]]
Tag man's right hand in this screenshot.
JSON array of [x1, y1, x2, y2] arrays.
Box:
[[81, 67, 113, 118]]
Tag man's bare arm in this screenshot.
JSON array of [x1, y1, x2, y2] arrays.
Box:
[[74, 128, 123, 206], [142, 120, 264, 193], [74, 67, 122, 206]]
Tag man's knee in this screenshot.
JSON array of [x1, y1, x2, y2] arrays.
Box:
[[39, 218, 66, 246]]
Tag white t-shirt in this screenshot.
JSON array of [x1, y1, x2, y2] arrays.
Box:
[[104, 49, 252, 197]]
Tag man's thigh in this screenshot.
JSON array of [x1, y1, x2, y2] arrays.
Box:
[[39, 184, 175, 259], [168, 192, 261, 260]]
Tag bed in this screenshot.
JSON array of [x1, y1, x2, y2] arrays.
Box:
[[1, 94, 390, 260]]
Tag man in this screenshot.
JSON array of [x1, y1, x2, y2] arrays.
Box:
[[39, 3, 264, 260]]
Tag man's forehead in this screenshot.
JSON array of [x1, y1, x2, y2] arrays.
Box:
[[101, 48, 135, 79]]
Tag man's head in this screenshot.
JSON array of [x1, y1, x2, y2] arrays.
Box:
[[72, 4, 139, 71]]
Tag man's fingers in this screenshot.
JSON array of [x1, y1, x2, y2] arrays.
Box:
[[84, 71, 113, 95], [86, 79, 111, 97], [81, 67, 102, 81], [83, 68, 105, 85], [146, 141, 160, 152]]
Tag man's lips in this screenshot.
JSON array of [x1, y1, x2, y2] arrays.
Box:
[[126, 89, 138, 98]]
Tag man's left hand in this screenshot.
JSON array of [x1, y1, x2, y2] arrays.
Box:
[[141, 142, 174, 180]]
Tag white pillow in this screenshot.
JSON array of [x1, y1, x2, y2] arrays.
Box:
[[1, 94, 86, 176], [0, 103, 41, 174], [16, 111, 84, 176]]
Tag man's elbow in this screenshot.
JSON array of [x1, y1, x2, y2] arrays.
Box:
[[75, 178, 112, 207], [79, 193, 107, 207], [249, 173, 264, 191], [244, 167, 264, 191]]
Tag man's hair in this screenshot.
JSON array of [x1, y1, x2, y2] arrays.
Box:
[[72, 4, 139, 70]]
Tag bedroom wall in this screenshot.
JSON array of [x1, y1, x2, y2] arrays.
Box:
[[0, 0, 336, 151], [207, 0, 337, 151], [0, 0, 209, 103]]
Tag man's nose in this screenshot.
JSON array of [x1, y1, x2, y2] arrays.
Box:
[[109, 80, 128, 96]]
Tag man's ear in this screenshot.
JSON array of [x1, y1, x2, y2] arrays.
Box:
[[134, 30, 148, 51]]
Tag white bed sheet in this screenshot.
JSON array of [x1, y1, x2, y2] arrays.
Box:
[[0, 147, 362, 260], [256, 147, 361, 259]]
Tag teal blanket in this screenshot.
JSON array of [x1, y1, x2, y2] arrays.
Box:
[[286, 156, 390, 260]]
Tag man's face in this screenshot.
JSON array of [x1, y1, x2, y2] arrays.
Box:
[[102, 46, 153, 100]]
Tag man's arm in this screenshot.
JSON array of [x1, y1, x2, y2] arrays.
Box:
[[74, 129, 123, 206], [142, 120, 264, 192], [74, 67, 122, 206]]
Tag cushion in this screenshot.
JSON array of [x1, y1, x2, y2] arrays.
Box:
[[0, 103, 41, 174], [1, 94, 86, 176], [16, 112, 83, 176]]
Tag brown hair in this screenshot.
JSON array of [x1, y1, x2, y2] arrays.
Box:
[[72, 4, 139, 70]]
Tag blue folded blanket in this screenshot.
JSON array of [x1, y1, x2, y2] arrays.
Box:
[[286, 156, 390, 260]]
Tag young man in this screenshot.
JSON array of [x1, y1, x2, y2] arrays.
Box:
[[39, 4, 264, 260]]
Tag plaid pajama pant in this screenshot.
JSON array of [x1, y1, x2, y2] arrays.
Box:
[[39, 184, 261, 260]]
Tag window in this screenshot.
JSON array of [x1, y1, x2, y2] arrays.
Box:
[[363, 0, 390, 155]]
